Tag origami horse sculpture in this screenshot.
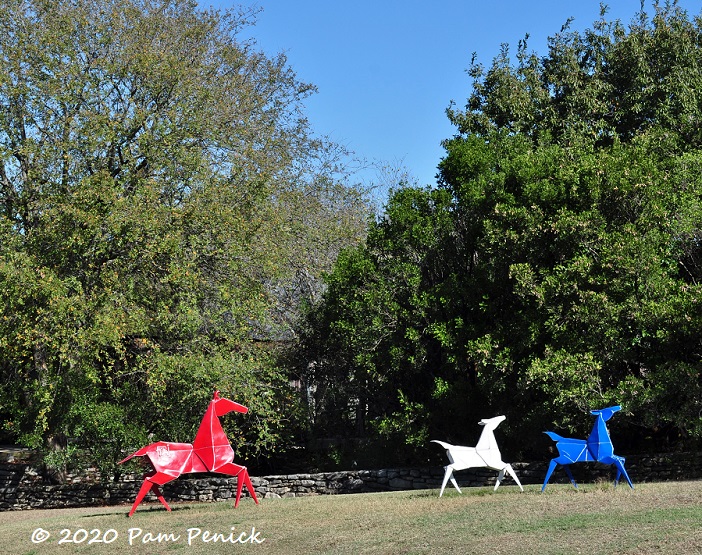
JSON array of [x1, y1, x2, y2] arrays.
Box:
[[542, 405, 634, 491], [119, 391, 259, 516], [431, 415, 523, 496]]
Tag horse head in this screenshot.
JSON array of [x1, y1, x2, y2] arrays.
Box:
[[212, 390, 249, 417], [479, 415, 506, 430], [590, 405, 621, 422]]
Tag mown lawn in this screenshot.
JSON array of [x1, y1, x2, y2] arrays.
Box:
[[2, 480, 702, 554]]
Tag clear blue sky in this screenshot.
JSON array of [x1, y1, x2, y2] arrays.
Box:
[[200, 1, 701, 193]]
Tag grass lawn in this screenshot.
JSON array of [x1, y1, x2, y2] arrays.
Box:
[[2, 480, 702, 554]]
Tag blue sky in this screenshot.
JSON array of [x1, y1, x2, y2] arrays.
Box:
[[200, 1, 701, 194]]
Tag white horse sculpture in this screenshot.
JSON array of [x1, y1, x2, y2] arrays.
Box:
[[431, 415, 523, 496]]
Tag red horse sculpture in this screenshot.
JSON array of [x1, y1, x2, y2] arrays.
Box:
[[119, 391, 259, 516]]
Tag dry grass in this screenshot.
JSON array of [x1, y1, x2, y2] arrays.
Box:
[[2, 481, 702, 554]]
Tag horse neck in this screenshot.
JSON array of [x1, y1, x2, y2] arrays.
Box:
[[193, 400, 229, 447], [587, 414, 611, 445], [475, 426, 499, 452]]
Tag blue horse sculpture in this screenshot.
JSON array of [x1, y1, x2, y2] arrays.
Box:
[[542, 406, 634, 491]]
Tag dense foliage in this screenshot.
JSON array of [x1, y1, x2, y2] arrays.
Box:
[[0, 0, 369, 475], [296, 2, 702, 465]]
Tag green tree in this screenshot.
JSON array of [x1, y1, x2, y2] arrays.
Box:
[[440, 1, 702, 449], [293, 186, 483, 467], [297, 1, 702, 462], [0, 0, 368, 475]]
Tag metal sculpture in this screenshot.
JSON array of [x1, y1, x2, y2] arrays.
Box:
[[119, 391, 259, 516], [431, 415, 523, 496], [542, 405, 634, 491]]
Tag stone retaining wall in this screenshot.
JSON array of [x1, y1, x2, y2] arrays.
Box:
[[1, 451, 701, 511]]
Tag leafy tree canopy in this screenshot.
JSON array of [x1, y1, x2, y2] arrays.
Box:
[[0, 0, 369, 475], [296, 1, 702, 464]]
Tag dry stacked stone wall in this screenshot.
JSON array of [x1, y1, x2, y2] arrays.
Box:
[[1, 450, 701, 511]]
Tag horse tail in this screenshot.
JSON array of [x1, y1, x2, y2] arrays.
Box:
[[430, 440, 453, 450], [118, 443, 160, 464], [544, 431, 565, 442]]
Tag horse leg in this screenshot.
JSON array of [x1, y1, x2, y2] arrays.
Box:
[[150, 485, 171, 511], [439, 465, 460, 496], [563, 465, 578, 489], [217, 462, 260, 506], [494, 468, 505, 491], [448, 472, 461, 494], [541, 459, 559, 492], [128, 478, 155, 517], [439, 465, 451, 496], [503, 464, 524, 492], [236, 468, 259, 506], [612, 456, 634, 489], [128, 472, 176, 517]]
